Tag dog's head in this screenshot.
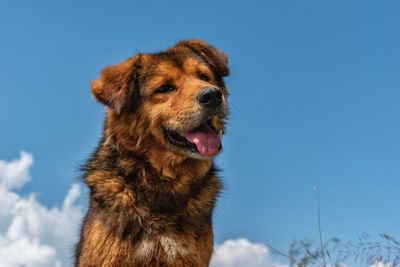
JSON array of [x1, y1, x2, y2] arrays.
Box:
[[92, 40, 229, 160]]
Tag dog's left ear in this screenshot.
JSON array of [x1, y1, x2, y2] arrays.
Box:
[[174, 40, 229, 77], [91, 56, 140, 114]]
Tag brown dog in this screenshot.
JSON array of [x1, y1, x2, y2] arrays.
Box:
[[75, 40, 229, 267]]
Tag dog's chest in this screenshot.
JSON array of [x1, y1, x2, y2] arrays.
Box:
[[135, 235, 194, 263]]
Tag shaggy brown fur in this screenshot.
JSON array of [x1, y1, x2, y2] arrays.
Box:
[[75, 40, 229, 267]]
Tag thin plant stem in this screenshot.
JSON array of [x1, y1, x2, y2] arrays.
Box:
[[314, 185, 327, 266]]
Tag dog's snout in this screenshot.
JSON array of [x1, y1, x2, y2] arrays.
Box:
[[197, 88, 222, 109]]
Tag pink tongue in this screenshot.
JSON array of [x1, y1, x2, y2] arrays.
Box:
[[184, 130, 220, 157]]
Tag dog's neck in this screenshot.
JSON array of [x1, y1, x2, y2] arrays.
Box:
[[84, 127, 217, 216]]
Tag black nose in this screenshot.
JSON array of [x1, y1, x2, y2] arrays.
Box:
[[197, 88, 222, 109]]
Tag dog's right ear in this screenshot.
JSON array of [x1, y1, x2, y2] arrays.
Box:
[[91, 56, 140, 114]]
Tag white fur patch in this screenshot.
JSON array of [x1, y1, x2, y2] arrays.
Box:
[[136, 236, 189, 262], [160, 236, 189, 260], [136, 239, 156, 258]]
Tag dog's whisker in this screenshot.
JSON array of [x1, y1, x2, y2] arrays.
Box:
[[136, 136, 143, 149], [103, 135, 113, 148], [116, 142, 122, 155]]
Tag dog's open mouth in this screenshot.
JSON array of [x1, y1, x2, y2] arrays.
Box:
[[164, 119, 221, 157]]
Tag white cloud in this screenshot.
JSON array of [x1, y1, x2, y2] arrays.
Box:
[[371, 262, 393, 267], [0, 151, 33, 190], [0, 152, 83, 267], [210, 238, 288, 267]]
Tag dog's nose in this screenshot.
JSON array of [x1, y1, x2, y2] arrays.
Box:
[[197, 88, 222, 109]]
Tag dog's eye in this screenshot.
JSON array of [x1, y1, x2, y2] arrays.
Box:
[[154, 84, 176, 94], [198, 73, 210, 82]]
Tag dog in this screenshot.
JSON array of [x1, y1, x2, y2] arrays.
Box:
[[75, 40, 229, 267]]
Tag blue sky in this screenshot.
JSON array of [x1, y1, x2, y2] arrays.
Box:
[[1, 0, 400, 265]]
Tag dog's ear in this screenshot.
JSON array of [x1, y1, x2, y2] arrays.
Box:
[[175, 40, 229, 77], [92, 56, 140, 114]]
